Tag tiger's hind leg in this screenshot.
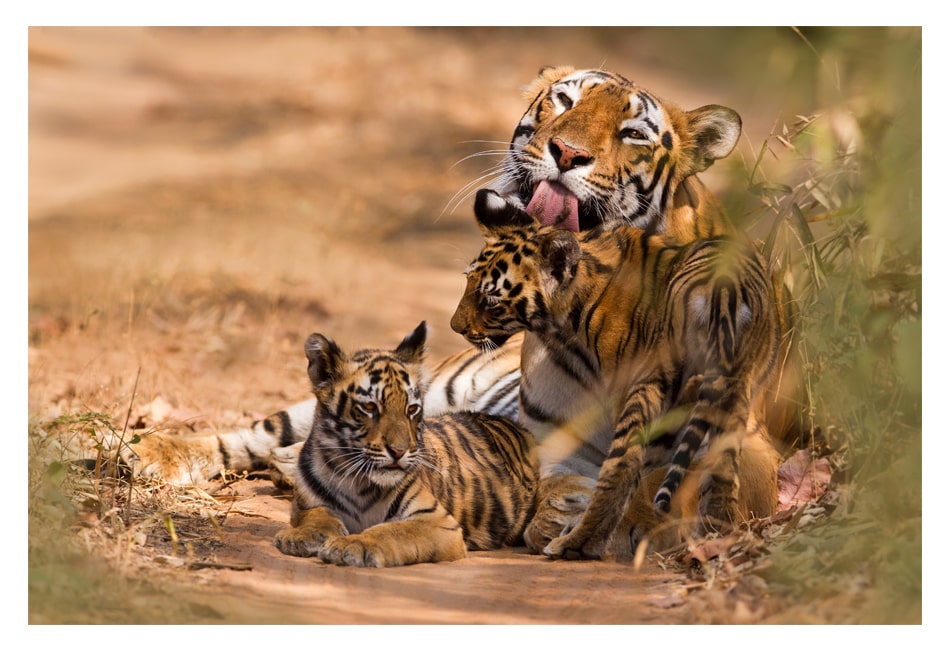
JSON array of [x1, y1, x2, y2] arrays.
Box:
[[695, 416, 779, 536], [319, 515, 467, 568], [122, 399, 315, 485], [653, 373, 751, 535]]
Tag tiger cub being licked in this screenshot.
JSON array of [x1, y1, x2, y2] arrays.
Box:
[[451, 189, 783, 560], [273, 321, 538, 568]]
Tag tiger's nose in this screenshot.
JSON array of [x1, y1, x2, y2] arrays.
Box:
[[387, 445, 406, 460], [550, 137, 593, 171]]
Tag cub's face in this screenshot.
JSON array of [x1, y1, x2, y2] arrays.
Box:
[[494, 67, 741, 232], [451, 233, 542, 352], [451, 190, 580, 351], [305, 324, 428, 487]]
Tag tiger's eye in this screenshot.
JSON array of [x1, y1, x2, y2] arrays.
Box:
[[360, 402, 378, 416], [620, 128, 646, 141]]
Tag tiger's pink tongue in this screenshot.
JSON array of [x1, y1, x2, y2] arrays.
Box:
[[526, 180, 580, 232]]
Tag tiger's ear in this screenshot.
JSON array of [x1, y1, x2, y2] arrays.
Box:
[[304, 333, 345, 391], [474, 188, 534, 236], [394, 321, 427, 366], [539, 230, 581, 289], [684, 105, 742, 173], [524, 65, 576, 99]]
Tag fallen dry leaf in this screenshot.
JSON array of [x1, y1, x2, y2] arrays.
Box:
[[777, 448, 832, 511], [686, 534, 741, 564]]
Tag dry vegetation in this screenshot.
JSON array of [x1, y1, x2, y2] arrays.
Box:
[[27, 27, 921, 626]]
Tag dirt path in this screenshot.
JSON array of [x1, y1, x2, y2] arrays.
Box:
[[146, 480, 694, 625]]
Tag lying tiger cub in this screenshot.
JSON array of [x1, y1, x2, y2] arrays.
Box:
[[273, 321, 538, 567], [451, 189, 783, 559]]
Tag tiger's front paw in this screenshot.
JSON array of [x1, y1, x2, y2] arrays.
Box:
[[319, 536, 391, 568], [274, 527, 331, 558], [543, 527, 608, 561]]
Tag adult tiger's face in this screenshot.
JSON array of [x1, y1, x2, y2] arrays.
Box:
[[492, 66, 742, 233]]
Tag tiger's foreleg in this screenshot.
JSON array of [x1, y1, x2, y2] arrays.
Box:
[[319, 503, 467, 568], [543, 380, 665, 560]]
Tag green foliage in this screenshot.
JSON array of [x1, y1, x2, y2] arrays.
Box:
[[730, 28, 921, 622]]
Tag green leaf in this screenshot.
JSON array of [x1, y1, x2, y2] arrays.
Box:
[[45, 461, 66, 484]]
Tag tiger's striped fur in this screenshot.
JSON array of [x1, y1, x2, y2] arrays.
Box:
[[451, 190, 783, 559], [121, 67, 752, 491], [273, 321, 537, 567]]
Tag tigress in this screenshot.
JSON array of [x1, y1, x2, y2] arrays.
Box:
[[451, 188, 783, 559], [273, 321, 538, 567], [122, 66, 800, 554]]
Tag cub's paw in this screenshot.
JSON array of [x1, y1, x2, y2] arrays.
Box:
[[543, 528, 609, 561], [524, 474, 595, 553], [319, 536, 390, 568], [524, 513, 581, 554], [273, 527, 329, 558]]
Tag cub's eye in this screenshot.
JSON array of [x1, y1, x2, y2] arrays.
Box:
[[358, 402, 378, 417], [556, 91, 574, 110], [406, 403, 422, 418], [481, 293, 501, 308], [620, 127, 648, 142]]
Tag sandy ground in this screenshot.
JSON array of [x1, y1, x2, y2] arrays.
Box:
[[28, 27, 826, 626]]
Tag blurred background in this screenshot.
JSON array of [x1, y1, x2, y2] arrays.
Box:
[[28, 27, 922, 624]]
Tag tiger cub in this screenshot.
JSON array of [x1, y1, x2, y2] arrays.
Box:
[[273, 321, 538, 568], [451, 189, 783, 560]]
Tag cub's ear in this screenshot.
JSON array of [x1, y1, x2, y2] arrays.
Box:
[[474, 188, 534, 234], [539, 229, 581, 288], [394, 321, 427, 365], [304, 333, 345, 391], [685, 105, 742, 173]]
